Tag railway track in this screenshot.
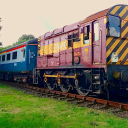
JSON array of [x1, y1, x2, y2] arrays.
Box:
[[1, 80, 128, 118]]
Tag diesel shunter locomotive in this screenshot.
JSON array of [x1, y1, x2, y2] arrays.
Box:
[[35, 4, 128, 99]]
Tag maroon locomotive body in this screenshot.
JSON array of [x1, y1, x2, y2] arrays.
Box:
[[34, 4, 128, 99]]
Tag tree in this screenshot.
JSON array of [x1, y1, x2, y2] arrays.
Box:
[[12, 34, 35, 46], [0, 34, 35, 52]]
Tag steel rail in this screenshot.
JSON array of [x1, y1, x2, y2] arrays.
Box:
[[1, 80, 128, 112], [26, 85, 128, 110]]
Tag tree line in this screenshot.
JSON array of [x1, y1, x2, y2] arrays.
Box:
[[0, 34, 35, 52]]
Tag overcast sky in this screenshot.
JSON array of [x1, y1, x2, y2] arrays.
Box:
[[0, 0, 127, 47]]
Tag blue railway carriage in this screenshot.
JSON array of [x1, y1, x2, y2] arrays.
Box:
[[0, 38, 38, 83]]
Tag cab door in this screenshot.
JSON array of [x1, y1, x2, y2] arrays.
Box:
[[92, 21, 101, 64], [81, 23, 92, 65]]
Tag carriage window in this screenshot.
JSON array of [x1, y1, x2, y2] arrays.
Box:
[[7, 53, 11, 61], [0, 56, 1, 62], [94, 22, 99, 41], [68, 35, 72, 47], [23, 49, 25, 58], [2, 55, 5, 61], [12, 51, 17, 59], [107, 15, 120, 37], [84, 26, 90, 44]]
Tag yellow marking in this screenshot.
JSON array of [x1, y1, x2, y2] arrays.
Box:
[[104, 17, 107, 24], [106, 37, 114, 46], [85, 48, 88, 52], [106, 17, 108, 35], [44, 74, 76, 79], [124, 58, 128, 65], [40, 46, 44, 55], [124, 15, 128, 20], [119, 6, 128, 17], [82, 43, 89, 47], [107, 40, 128, 64], [89, 32, 92, 45], [106, 28, 107, 35], [48, 43, 53, 54], [110, 6, 121, 14], [121, 26, 128, 38], [74, 52, 81, 56], [40, 40, 68, 55], [73, 41, 81, 49], [40, 32, 90, 56], [80, 33, 84, 46], [53, 42, 59, 53], [121, 20, 127, 27], [0, 52, 6, 55], [44, 45, 49, 55], [107, 59, 111, 65], [106, 38, 121, 58], [121, 15, 128, 28], [116, 47, 128, 65]]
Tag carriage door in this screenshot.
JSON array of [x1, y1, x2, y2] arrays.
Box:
[[92, 21, 101, 64], [28, 45, 37, 70]]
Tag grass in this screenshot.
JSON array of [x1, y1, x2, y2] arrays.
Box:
[[0, 84, 128, 128]]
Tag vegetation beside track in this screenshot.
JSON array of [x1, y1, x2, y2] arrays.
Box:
[[0, 84, 128, 128]]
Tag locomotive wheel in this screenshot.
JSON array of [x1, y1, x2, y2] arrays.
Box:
[[60, 84, 71, 93], [75, 75, 91, 96], [60, 79, 71, 93], [45, 78, 56, 90], [46, 82, 56, 90]]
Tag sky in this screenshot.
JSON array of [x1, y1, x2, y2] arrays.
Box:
[[0, 0, 128, 47]]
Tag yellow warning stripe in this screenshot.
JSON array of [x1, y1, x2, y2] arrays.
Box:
[[106, 37, 114, 46], [121, 15, 128, 28], [106, 38, 121, 58], [124, 58, 128, 65], [122, 26, 128, 37], [107, 40, 128, 64], [110, 6, 121, 15], [119, 6, 128, 17], [116, 47, 128, 65], [121, 20, 127, 28]]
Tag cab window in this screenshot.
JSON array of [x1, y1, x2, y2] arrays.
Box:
[[107, 15, 120, 37], [94, 22, 99, 41], [84, 25, 90, 44]]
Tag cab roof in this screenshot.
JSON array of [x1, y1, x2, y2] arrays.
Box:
[[82, 4, 128, 24]]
